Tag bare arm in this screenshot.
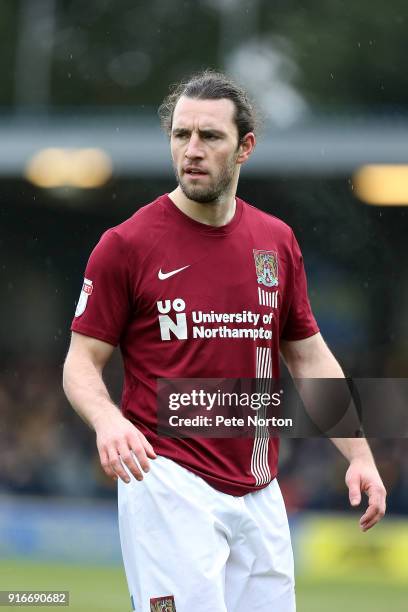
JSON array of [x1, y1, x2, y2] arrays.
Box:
[[280, 333, 386, 531], [63, 331, 156, 483]]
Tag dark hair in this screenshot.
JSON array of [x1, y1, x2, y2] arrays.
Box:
[[158, 69, 260, 143]]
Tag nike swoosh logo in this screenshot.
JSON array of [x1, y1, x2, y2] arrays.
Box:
[[158, 265, 190, 280]]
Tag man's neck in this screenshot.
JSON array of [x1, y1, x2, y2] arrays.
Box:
[[168, 187, 237, 227]]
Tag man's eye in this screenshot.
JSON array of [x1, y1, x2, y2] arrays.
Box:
[[204, 134, 218, 140]]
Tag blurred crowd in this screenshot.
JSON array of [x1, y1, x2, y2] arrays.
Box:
[[1, 362, 407, 515], [0, 362, 116, 498]]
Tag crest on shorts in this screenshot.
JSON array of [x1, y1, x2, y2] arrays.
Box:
[[253, 250, 278, 287], [150, 596, 176, 612], [74, 278, 93, 317]]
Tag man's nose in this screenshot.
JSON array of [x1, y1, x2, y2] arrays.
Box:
[[185, 133, 204, 159]]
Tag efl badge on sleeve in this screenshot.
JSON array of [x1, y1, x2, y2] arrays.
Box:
[[74, 278, 93, 317], [150, 596, 177, 612], [253, 250, 278, 287]]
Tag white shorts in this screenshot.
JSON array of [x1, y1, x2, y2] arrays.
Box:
[[118, 455, 295, 612]]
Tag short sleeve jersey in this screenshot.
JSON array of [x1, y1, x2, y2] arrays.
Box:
[[71, 194, 319, 496]]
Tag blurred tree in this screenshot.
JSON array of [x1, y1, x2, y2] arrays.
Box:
[[259, 0, 408, 111], [0, 1, 18, 106], [2, 0, 407, 112], [52, 0, 219, 108]]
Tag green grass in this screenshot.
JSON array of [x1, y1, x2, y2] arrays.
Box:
[[296, 578, 408, 612], [0, 560, 407, 611], [0, 561, 129, 612]]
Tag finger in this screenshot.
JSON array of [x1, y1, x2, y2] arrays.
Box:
[[107, 447, 132, 483], [99, 447, 118, 481], [348, 481, 362, 506], [137, 432, 157, 460], [360, 505, 377, 526], [363, 487, 386, 518], [360, 515, 381, 531], [130, 441, 150, 474], [360, 503, 385, 529], [118, 443, 144, 481], [144, 441, 157, 459]]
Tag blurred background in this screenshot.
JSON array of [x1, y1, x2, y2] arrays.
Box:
[[0, 1, 407, 610]]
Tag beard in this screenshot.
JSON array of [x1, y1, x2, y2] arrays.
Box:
[[175, 155, 237, 204]]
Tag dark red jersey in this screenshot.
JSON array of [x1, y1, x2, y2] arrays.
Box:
[[71, 194, 319, 495]]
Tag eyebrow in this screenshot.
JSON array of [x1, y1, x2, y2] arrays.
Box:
[[172, 127, 226, 138]]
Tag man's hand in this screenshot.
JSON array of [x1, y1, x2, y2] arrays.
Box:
[[63, 332, 157, 485], [345, 458, 386, 531], [95, 411, 157, 484], [280, 334, 387, 532]]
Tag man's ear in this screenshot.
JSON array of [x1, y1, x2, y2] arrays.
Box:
[[237, 132, 256, 164]]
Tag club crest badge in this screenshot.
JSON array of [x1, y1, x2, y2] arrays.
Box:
[[74, 278, 93, 317], [253, 250, 278, 287], [150, 595, 177, 612]]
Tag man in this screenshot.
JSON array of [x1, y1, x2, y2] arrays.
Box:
[[63, 70, 386, 612]]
